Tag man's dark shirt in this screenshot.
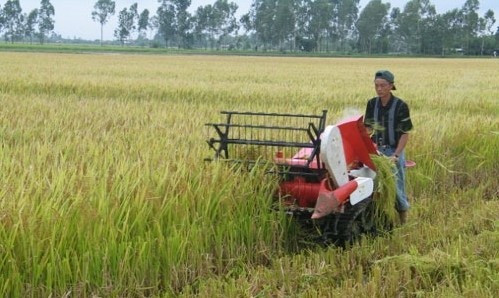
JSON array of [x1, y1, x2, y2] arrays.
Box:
[[364, 94, 413, 148]]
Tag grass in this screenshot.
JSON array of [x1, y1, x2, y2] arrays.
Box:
[[0, 51, 497, 296]]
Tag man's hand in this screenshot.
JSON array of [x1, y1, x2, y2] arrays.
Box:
[[390, 155, 399, 163]]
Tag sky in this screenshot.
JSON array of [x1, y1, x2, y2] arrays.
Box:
[[6, 0, 499, 40]]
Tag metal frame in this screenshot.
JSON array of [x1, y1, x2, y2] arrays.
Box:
[[206, 110, 328, 174]]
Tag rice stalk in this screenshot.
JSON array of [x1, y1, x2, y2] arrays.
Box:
[[371, 154, 398, 228]]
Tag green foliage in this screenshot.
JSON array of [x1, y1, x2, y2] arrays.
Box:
[[91, 0, 116, 25], [371, 154, 398, 228], [2, 0, 23, 43], [114, 6, 135, 45], [92, 0, 116, 45], [356, 0, 391, 54], [38, 0, 55, 44]]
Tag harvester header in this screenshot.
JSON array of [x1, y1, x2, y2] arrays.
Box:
[[205, 110, 387, 245]]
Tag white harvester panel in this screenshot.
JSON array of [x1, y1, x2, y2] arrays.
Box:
[[320, 125, 349, 188]]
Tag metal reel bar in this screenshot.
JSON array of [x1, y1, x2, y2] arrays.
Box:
[[205, 110, 328, 169]]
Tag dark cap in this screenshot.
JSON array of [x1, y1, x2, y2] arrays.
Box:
[[375, 70, 396, 90]]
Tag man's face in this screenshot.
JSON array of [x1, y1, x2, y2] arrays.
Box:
[[374, 78, 392, 98]]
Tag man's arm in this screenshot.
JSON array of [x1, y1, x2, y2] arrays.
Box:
[[394, 133, 409, 157]]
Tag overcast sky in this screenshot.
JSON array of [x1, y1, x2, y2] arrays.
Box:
[[8, 0, 499, 40]]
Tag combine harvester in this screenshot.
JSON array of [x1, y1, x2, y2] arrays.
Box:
[[206, 110, 411, 245]]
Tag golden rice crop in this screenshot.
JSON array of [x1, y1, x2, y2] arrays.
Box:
[[0, 52, 497, 297]]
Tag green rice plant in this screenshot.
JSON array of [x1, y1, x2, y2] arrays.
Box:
[[371, 154, 398, 228]]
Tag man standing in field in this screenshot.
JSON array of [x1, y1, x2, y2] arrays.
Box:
[[364, 70, 413, 225]]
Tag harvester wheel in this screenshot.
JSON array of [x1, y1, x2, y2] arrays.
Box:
[[359, 198, 376, 234], [335, 198, 373, 246]]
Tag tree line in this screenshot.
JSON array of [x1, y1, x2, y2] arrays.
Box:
[[0, 0, 497, 55], [0, 0, 54, 44]]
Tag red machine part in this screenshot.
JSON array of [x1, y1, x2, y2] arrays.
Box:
[[335, 116, 378, 171], [277, 115, 378, 212], [312, 179, 359, 219], [279, 176, 321, 207]]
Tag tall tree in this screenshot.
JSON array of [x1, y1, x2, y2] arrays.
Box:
[[0, 4, 4, 35], [439, 8, 464, 53], [482, 10, 496, 36], [3, 0, 24, 43], [138, 9, 150, 39], [479, 9, 496, 55], [38, 0, 54, 44], [25, 9, 38, 44], [356, 0, 390, 54], [274, 0, 295, 50], [213, 0, 239, 44], [129, 2, 139, 38], [386, 7, 402, 52], [395, 0, 436, 54], [92, 0, 115, 45], [173, 0, 192, 48], [239, 10, 252, 34], [253, 0, 278, 49], [154, 0, 176, 47], [114, 6, 135, 45], [154, 0, 192, 48], [333, 0, 360, 51], [193, 0, 238, 49], [307, 0, 331, 51], [193, 4, 211, 48], [461, 0, 480, 53]]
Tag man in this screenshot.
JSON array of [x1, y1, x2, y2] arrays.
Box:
[[364, 70, 413, 224]]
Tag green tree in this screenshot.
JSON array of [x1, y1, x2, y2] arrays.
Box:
[[193, 5, 206, 43], [479, 9, 496, 55], [138, 9, 150, 39], [193, 0, 238, 49], [38, 0, 54, 44], [333, 0, 360, 51], [386, 7, 402, 52], [2, 0, 24, 43], [129, 3, 139, 38], [482, 10, 496, 36], [419, 7, 444, 55], [0, 4, 4, 34], [92, 0, 116, 45], [274, 0, 295, 50], [154, 0, 192, 48], [154, 0, 176, 47], [193, 4, 211, 48], [239, 11, 252, 34], [25, 8, 38, 44], [461, 0, 480, 53], [213, 0, 239, 45], [356, 0, 390, 54], [438, 9, 464, 54], [395, 0, 436, 54], [114, 7, 135, 45], [253, 0, 278, 49], [306, 0, 331, 51], [173, 0, 192, 48]]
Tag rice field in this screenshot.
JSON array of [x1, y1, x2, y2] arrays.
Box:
[[0, 52, 498, 297]]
